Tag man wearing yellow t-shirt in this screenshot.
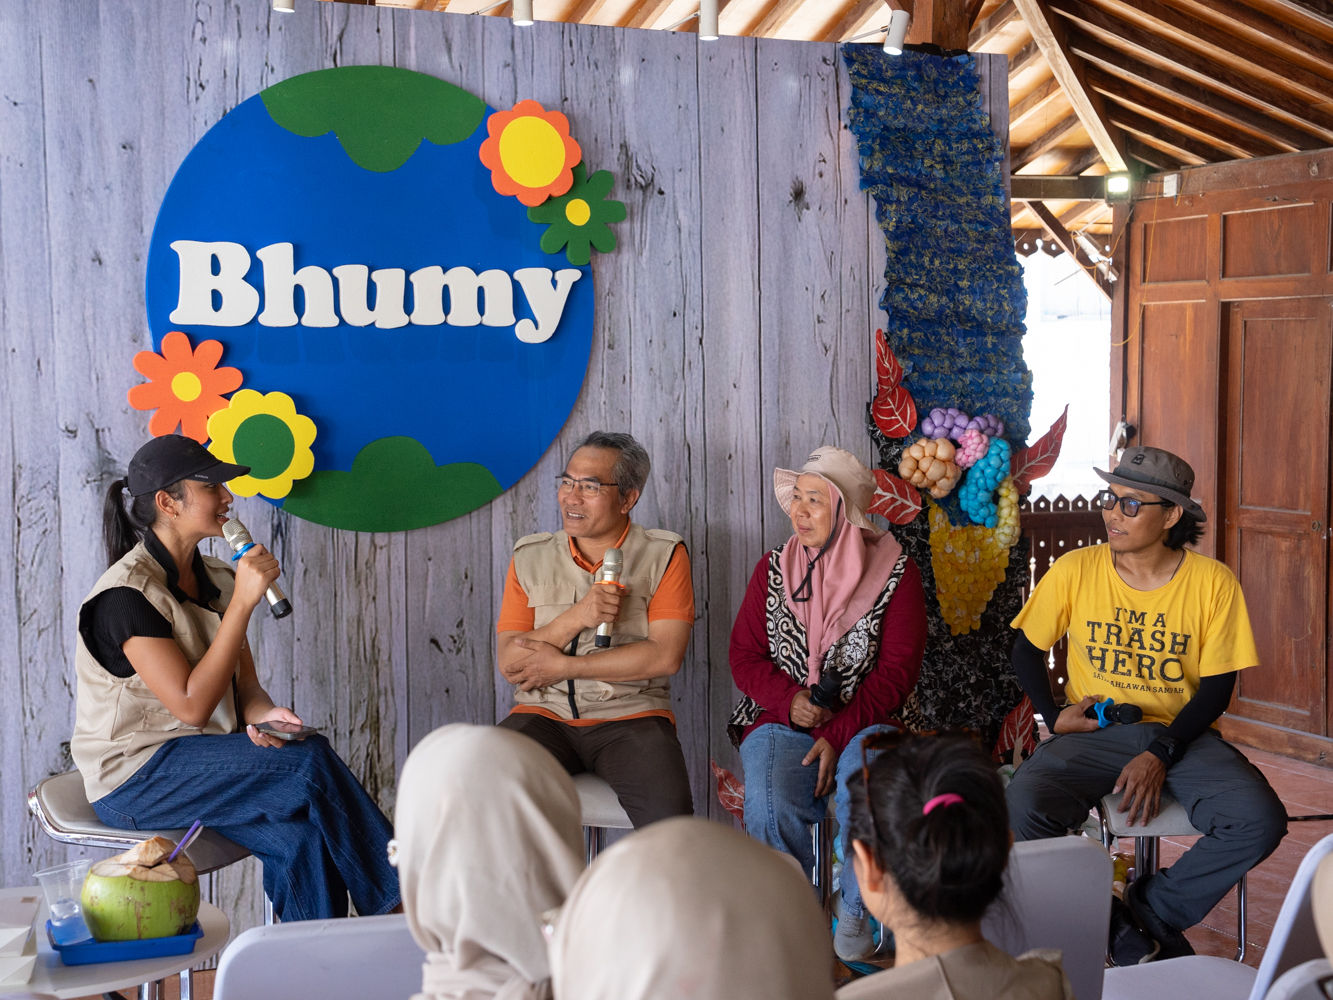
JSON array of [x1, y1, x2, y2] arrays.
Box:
[[1007, 447, 1285, 966]]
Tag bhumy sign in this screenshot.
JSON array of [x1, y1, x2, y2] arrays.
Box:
[[140, 66, 624, 532]]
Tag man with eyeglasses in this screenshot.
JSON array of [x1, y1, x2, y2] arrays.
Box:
[[1005, 446, 1285, 966], [495, 431, 695, 826]]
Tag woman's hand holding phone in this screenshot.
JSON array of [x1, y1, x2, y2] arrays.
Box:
[[247, 706, 309, 748]]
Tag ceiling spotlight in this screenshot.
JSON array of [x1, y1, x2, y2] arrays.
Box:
[[883, 9, 910, 55], [1104, 171, 1132, 202], [699, 0, 719, 40], [273, 0, 295, 11], [512, 0, 534, 26]]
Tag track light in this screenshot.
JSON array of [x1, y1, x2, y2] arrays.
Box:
[[699, 0, 719, 40], [883, 9, 910, 55], [512, 0, 534, 26], [273, 0, 295, 11]]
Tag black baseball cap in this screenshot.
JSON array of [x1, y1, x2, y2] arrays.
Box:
[[127, 435, 250, 496]]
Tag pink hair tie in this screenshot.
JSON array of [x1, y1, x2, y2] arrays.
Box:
[[922, 793, 965, 815]]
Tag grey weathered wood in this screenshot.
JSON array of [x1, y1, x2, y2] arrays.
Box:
[[0, 1, 888, 930]]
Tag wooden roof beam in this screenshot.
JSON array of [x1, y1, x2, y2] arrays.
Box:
[[751, 0, 809, 37], [1088, 70, 1287, 159], [1008, 39, 1044, 79], [1011, 114, 1083, 171], [1010, 174, 1105, 199], [1124, 136, 1177, 172], [905, 0, 971, 49], [1071, 34, 1317, 153], [626, 0, 680, 28], [970, 0, 1016, 47], [823, 0, 891, 41], [1009, 77, 1061, 128], [1165, 0, 1333, 77], [1059, 145, 1102, 175], [1020, 200, 1113, 298], [1011, 0, 1127, 171], [1050, 0, 1333, 144], [1106, 105, 1214, 165]]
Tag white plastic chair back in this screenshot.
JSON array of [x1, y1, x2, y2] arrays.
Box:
[[1266, 960, 1333, 1000], [213, 913, 424, 1000], [981, 836, 1113, 1000], [1248, 833, 1333, 1000]]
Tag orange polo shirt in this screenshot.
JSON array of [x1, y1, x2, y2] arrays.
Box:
[[498, 522, 695, 725]]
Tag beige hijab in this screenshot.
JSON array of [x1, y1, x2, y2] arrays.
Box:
[[550, 817, 835, 1000], [395, 725, 585, 1000]]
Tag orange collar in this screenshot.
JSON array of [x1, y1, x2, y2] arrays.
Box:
[[568, 520, 632, 573]]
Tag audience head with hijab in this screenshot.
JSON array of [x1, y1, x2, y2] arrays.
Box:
[[727, 446, 927, 962], [550, 816, 835, 1000], [395, 725, 584, 1000]]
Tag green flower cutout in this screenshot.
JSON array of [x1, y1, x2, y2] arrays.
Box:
[[527, 164, 626, 266]]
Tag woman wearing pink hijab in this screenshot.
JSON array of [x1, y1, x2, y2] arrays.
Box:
[[728, 446, 927, 963]]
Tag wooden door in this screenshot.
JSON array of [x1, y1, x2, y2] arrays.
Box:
[[1223, 299, 1332, 734]]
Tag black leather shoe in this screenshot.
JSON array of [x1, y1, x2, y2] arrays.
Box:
[[1109, 896, 1160, 966], [1126, 875, 1196, 960]]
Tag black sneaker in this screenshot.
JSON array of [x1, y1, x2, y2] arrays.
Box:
[[1109, 896, 1160, 966], [1126, 875, 1196, 960]]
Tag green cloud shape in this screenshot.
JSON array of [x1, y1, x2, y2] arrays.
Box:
[[260, 66, 487, 172], [282, 436, 502, 532]]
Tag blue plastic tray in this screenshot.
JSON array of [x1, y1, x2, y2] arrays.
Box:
[[46, 920, 202, 966]]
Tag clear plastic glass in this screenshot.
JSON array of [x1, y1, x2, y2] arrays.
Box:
[[34, 860, 93, 946]]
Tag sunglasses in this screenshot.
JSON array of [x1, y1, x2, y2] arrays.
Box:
[[1093, 489, 1174, 518]]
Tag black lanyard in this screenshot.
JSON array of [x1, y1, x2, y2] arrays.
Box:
[[791, 499, 843, 603]]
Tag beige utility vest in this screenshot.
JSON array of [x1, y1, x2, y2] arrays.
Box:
[[72, 542, 239, 802], [511, 522, 683, 721]]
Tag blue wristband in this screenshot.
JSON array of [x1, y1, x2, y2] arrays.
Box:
[[231, 542, 255, 562]]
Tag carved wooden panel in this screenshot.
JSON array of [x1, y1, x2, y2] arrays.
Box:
[[1223, 203, 1316, 278]]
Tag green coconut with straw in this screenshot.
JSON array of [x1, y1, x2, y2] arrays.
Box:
[[81, 836, 200, 941]]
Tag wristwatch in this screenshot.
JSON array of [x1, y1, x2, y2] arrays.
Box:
[[1147, 736, 1184, 766]]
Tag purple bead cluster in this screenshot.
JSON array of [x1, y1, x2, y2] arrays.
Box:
[[921, 407, 969, 441]]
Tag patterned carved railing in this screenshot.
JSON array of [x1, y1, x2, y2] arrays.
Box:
[[1018, 494, 1106, 699]]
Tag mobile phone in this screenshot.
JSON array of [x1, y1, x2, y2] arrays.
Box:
[[254, 720, 320, 740]]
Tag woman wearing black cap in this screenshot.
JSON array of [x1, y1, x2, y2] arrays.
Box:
[[71, 434, 399, 921]]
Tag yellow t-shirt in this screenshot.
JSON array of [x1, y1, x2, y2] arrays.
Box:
[[1011, 545, 1259, 726]]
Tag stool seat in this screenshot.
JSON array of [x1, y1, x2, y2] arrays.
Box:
[[573, 773, 633, 830], [1100, 790, 1201, 839], [29, 771, 251, 875]]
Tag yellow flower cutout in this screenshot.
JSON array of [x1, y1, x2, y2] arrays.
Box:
[[207, 390, 316, 499]]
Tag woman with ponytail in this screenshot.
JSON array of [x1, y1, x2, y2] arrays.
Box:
[[837, 734, 1073, 1000], [74, 435, 399, 922]]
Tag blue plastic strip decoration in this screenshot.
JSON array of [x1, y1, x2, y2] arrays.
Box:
[[844, 46, 1031, 747]]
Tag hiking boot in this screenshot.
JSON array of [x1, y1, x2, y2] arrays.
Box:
[[1126, 875, 1196, 960], [1109, 896, 1159, 966], [834, 911, 878, 962]]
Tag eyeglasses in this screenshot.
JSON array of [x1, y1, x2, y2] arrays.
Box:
[[1093, 489, 1174, 518], [556, 476, 619, 498]]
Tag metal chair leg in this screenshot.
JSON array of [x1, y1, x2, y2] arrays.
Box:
[[264, 894, 274, 926], [812, 817, 833, 920], [1235, 872, 1248, 963], [583, 826, 606, 867], [180, 968, 193, 1000]]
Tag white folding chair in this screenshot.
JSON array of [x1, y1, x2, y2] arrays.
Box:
[[213, 913, 423, 1000], [1103, 831, 1333, 1000], [1266, 960, 1333, 1000], [572, 773, 632, 864], [981, 835, 1114, 1000]]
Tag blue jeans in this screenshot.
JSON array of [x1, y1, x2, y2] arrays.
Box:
[[93, 734, 399, 922], [739, 722, 895, 919]]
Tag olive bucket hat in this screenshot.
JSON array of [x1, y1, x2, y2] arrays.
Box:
[[1094, 446, 1207, 522]]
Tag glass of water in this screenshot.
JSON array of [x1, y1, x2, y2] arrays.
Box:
[[34, 860, 93, 945]]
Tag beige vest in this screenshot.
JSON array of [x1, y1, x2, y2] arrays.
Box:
[[72, 542, 240, 802], [511, 522, 684, 721]]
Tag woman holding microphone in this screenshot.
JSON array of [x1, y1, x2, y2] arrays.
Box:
[[72, 434, 398, 921]]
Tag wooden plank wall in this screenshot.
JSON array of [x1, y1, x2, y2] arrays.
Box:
[[0, 1, 1005, 934]]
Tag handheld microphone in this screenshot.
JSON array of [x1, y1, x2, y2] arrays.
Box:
[[222, 517, 293, 619], [593, 547, 623, 648], [1085, 699, 1142, 727]]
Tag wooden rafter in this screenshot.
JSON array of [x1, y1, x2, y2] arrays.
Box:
[[1104, 104, 1216, 164], [1050, 0, 1333, 144], [1124, 136, 1177, 171], [1072, 35, 1318, 153], [1088, 71, 1287, 159], [1007, 40, 1043, 79], [1011, 114, 1083, 171], [1009, 77, 1061, 128], [751, 0, 807, 36], [1020, 200, 1113, 298], [1011, 0, 1128, 170], [1010, 174, 1105, 199], [626, 0, 679, 29], [969, 0, 1016, 48], [823, 0, 891, 41], [1059, 145, 1102, 175], [1165, 0, 1333, 76]]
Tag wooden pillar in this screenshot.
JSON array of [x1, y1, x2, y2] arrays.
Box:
[[904, 0, 972, 50]]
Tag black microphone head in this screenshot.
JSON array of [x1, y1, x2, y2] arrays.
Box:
[[222, 517, 255, 551], [1114, 703, 1144, 724]]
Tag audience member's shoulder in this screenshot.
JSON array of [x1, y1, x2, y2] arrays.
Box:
[[835, 955, 950, 999], [643, 527, 685, 546], [1013, 948, 1076, 1000]]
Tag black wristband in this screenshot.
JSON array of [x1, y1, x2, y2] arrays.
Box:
[[1145, 737, 1180, 767]]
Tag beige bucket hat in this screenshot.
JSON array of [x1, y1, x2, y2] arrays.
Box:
[[773, 446, 879, 532]]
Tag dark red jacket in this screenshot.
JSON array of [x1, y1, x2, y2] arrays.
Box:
[[729, 553, 927, 755]]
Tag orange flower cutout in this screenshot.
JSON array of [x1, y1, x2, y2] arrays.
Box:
[[478, 100, 582, 207], [128, 331, 243, 442]]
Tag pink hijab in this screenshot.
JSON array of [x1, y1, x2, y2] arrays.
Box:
[[777, 478, 902, 686]]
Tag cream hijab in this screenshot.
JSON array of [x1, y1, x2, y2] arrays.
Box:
[[550, 817, 835, 1000], [395, 725, 585, 1000]]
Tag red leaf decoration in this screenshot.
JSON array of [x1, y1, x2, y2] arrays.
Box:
[[872, 330, 917, 438], [869, 469, 923, 525], [993, 695, 1036, 765], [1011, 405, 1069, 494], [711, 759, 745, 823]]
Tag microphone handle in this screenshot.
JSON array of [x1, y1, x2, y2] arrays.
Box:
[[593, 575, 619, 648], [265, 581, 293, 619]]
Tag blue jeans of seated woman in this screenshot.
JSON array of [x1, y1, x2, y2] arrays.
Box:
[[93, 733, 399, 922], [739, 722, 895, 919]]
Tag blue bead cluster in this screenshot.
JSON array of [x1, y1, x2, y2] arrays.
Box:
[[957, 437, 1011, 527]]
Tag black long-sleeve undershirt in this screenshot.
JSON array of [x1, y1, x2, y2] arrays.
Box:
[[1010, 631, 1238, 765]]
